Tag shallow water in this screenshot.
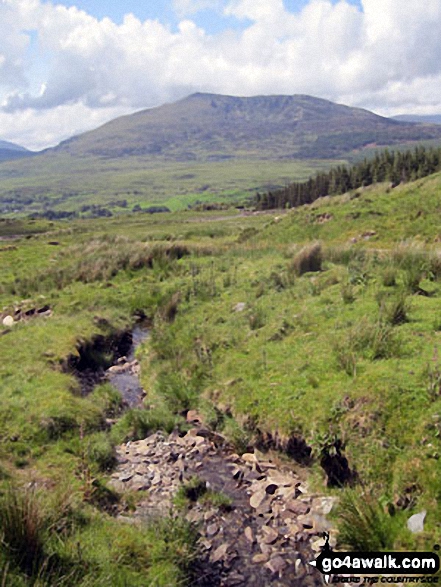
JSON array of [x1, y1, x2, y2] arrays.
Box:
[[107, 325, 150, 408]]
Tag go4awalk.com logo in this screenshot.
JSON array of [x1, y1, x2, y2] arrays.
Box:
[[309, 533, 440, 584]]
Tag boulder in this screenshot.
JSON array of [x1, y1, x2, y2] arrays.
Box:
[[2, 315, 14, 327]]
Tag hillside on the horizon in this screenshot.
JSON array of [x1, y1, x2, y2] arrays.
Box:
[[54, 93, 441, 161], [3, 92, 441, 216], [0, 139, 33, 163], [393, 114, 441, 125]]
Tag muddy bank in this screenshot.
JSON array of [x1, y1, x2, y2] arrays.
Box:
[[256, 430, 356, 488]]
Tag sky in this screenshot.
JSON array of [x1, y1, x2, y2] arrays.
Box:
[[1, 0, 441, 151]]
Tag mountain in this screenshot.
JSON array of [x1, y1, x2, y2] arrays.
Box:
[[54, 93, 441, 160], [393, 114, 441, 125], [0, 139, 34, 162], [3, 93, 441, 215]]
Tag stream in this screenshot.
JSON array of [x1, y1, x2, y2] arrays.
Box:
[[73, 325, 330, 586], [105, 324, 150, 408]]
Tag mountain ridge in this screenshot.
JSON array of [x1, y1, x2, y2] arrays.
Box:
[[51, 92, 415, 161], [393, 114, 441, 125], [0, 139, 33, 162]]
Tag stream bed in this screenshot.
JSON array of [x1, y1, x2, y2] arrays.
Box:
[[70, 324, 331, 585], [105, 325, 150, 408]]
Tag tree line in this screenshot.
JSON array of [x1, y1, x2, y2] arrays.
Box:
[[254, 146, 441, 210]]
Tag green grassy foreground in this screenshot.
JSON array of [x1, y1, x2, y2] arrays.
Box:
[[1, 174, 441, 583]]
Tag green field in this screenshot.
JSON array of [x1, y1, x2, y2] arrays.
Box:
[[1, 173, 441, 583], [0, 155, 345, 215]]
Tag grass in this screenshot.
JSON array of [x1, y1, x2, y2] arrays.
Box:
[[290, 241, 323, 276], [336, 488, 407, 551], [174, 476, 233, 512]]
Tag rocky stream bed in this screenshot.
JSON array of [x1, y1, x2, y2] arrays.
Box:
[[75, 326, 333, 585], [109, 426, 334, 586]]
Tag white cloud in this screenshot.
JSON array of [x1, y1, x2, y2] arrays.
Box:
[[173, 0, 223, 18], [0, 102, 133, 150], [1, 0, 441, 149]]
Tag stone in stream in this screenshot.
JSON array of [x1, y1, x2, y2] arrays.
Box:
[[108, 414, 337, 587], [210, 543, 230, 563], [242, 453, 258, 464], [231, 465, 244, 480], [286, 499, 310, 516], [244, 526, 254, 544], [244, 469, 264, 483], [312, 495, 337, 515], [200, 539, 212, 551], [131, 478, 150, 492], [265, 555, 287, 575], [255, 501, 273, 516], [206, 523, 219, 537], [261, 525, 279, 545], [249, 489, 266, 510], [252, 553, 269, 564]]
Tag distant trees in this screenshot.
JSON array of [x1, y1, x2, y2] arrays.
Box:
[[254, 146, 441, 210]]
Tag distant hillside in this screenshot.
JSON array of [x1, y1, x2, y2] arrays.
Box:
[[2, 93, 441, 216], [0, 139, 33, 162], [393, 114, 441, 125], [55, 93, 441, 160]]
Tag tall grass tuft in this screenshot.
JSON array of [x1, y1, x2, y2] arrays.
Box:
[[0, 486, 82, 581], [337, 489, 400, 551], [0, 486, 47, 574], [290, 241, 322, 276], [381, 266, 397, 287], [378, 292, 410, 326], [160, 292, 181, 323], [344, 318, 401, 361]]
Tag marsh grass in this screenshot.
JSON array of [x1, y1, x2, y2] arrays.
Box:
[[0, 485, 86, 583], [381, 266, 397, 287], [290, 241, 322, 276], [337, 489, 402, 551], [378, 292, 410, 326], [4, 239, 191, 297]]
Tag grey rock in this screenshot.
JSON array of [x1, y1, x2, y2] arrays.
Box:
[[2, 315, 14, 327], [252, 553, 269, 564], [407, 510, 427, 533], [207, 523, 219, 537], [244, 526, 254, 543]]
